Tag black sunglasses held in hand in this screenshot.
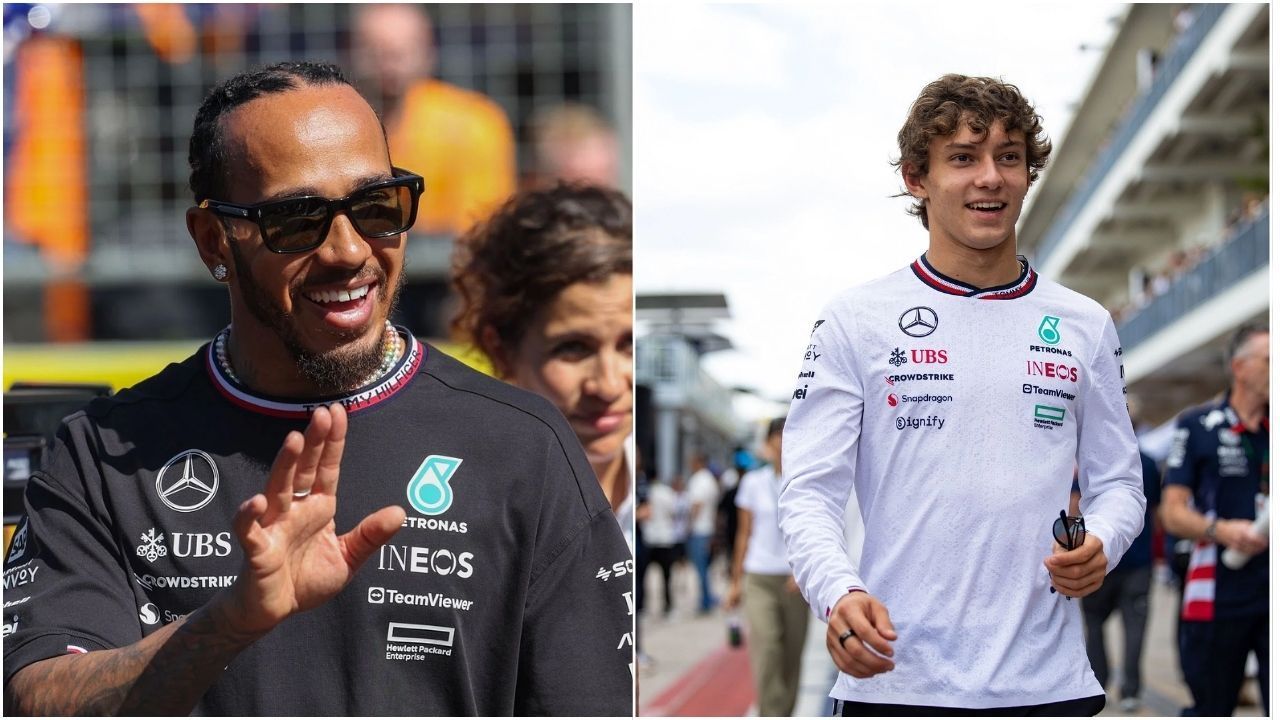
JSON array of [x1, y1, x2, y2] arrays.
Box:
[[1049, 509, 1086, 596], [198, 168, 424, 253]]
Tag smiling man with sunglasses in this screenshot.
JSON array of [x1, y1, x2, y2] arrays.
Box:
[[3, 62, 632, 716]]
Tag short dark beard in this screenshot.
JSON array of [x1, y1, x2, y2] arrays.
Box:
[[228, 241, 405, 395]]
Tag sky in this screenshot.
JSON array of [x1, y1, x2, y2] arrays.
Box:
[[633, 3, 1125, 408]]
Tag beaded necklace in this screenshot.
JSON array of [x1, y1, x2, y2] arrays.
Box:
[[214, 321, 402, 389]]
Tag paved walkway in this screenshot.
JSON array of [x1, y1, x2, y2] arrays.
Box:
[[637, 557, 1263, 716]]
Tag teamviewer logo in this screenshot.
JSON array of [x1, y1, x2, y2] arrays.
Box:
[[368, 587, 385, 604]]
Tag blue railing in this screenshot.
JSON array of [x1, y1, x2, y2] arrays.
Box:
[[1118, 207, 1268, 349], [1035, 4, 1228, 266]]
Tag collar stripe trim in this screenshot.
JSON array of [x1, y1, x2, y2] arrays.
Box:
[[205, 329, 424, 419], [911, 255, 1037, 300], [910, 259, 971, 295], [976, 268, 1038, 300]]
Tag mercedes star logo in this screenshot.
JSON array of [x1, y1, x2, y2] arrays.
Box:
[[898, 307, 939, 337], [155, 449, 220, 513]]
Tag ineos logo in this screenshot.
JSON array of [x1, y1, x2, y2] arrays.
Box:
[[155, 450, 220, 513], [899, 307, 938, 337]]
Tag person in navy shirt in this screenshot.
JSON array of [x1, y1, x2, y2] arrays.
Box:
[[1161, 323, 1269, 717]]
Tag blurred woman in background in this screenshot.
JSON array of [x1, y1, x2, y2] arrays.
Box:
[[451, 183, 634, 547]]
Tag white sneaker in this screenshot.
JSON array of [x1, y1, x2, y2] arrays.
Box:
[[1119, 697, 1141, 713]]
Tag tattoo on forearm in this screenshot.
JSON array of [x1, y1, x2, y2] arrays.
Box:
[[6, 607, 262, 716]]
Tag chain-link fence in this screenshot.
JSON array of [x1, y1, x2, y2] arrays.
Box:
[[3, 3, 630, 341]]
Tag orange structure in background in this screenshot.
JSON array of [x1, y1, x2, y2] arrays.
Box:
[[6, 35, 90, 342]]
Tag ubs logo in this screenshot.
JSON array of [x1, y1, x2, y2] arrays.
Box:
[[911, 349, 948, 364], [155, 450, 220, 513], [899, 307, 938, 338]]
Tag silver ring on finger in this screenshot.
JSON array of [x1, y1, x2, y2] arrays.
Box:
[[293, 489, 311, 498], [837, 628, 856, 646]]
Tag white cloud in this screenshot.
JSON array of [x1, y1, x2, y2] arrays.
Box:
[[634, 4, 790, 90]]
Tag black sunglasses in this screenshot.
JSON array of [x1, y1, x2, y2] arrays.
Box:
[[1049, 509, 1086, 597], [1053, 509, 1086, 550], [198, 167, 424, 253]]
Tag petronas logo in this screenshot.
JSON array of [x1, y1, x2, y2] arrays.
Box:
[[1038, 316, 1062, 345], [407, 456, 463, 516]]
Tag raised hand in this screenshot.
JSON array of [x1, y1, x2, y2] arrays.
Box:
[[217, 403, 406, 636]]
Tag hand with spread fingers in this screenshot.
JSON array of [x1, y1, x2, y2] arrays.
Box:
[[1044, 533, 1108, 598], [218, 403, 407, 637], [826, 591, 898, 679]]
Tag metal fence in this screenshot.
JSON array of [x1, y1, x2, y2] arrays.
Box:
[[4, 3, 630, 285], [1117, 206, 1269, 349]]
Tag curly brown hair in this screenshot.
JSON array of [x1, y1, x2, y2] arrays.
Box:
[[450, 182, 632, 376], [893, 74, 1052, 229]]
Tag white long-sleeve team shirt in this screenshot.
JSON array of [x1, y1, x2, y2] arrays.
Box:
[[779, 255, 1146, 708]]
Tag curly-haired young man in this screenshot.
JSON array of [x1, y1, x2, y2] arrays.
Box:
[[779, 74, 1146, 715]]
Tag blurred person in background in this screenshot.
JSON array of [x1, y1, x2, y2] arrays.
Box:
[[685, 453, 721, 614], [717, 446, 750, 580], [529, 103, 620, 188], [1161, 323, 1269, 717], [1080, 398, 1163, 713], [2, 62, 631, 715], [351, 3, 515, 235], [725, 417, 809, 718], [450, 183, 633, 547], [644, 476, 680, 618]]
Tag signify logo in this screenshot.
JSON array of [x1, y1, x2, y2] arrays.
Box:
[[895, 416, 945, 430], [1033, 404, 1066, 429]]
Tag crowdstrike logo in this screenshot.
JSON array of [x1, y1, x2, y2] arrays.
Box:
[[898, 307, 938, 337], [155, 450, 220, 513], [407, 456, 463, 516]]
